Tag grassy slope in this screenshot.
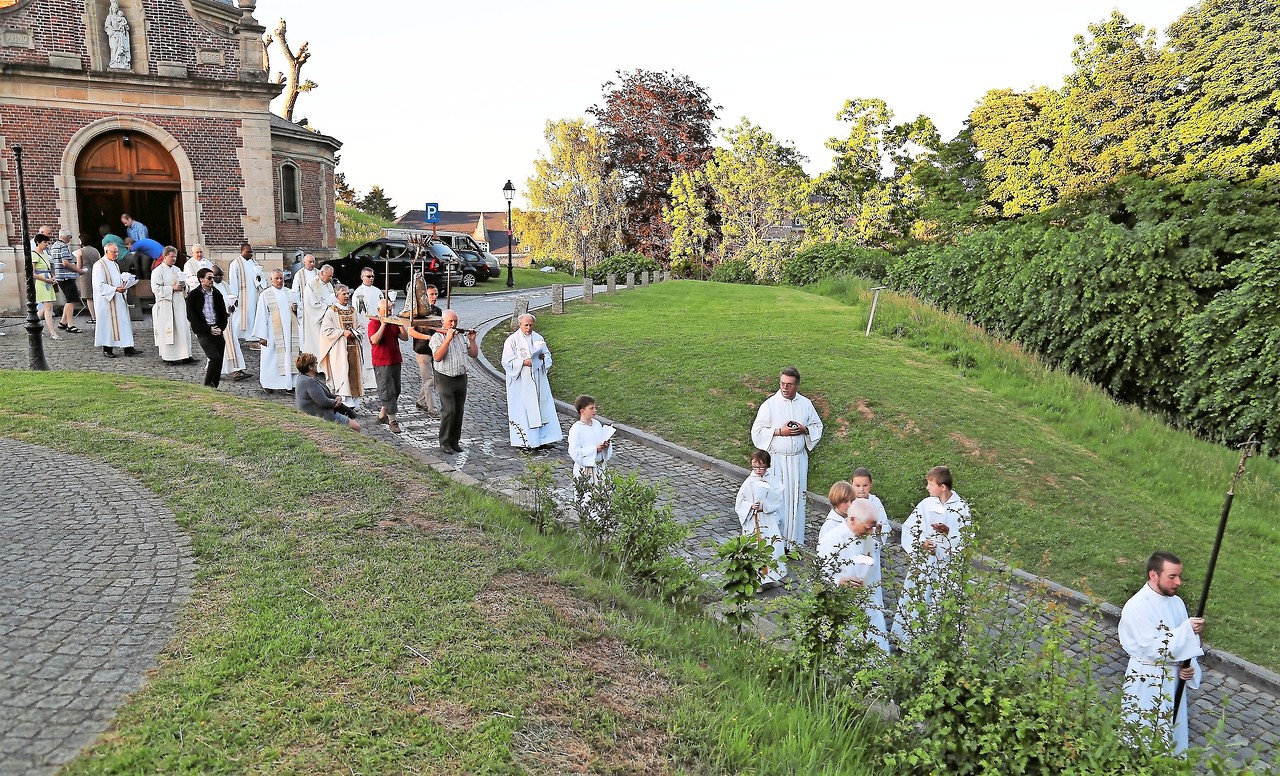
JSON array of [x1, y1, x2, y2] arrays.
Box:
[[337, 202, 397, 255], [1, 371, 886, 774], [533, 279, 1280, 670]]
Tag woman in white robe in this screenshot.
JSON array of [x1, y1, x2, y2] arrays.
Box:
[[734, 452, 788, 585], [149, 252, 192, 362], [502, 314, 563, 448]]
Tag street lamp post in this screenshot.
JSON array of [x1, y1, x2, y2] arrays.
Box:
[[11, 146, 49, 371], [503, 180, 515, 288]]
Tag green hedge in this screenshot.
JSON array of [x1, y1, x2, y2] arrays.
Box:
[[589, 252, 660, 284], [781, 240, 893, 285], [885, 176, 1280, 447]]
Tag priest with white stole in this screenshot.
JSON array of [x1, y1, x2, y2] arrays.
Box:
[[228, 242, 262, 343], [252, 268, 301, 392], [750, 367, 823, 546], [735, 449, 788, 586], [93, 242, 137, 358], [210, 266, 251, 382], [350, 267, 383, 394], [1119, 551, 1205, 755], [501, 313, 563, 449], [302, 264, 337, 358], [817, 499, 890, 653], [317, 285, 365, 411], [149, 246, 192, 363], [290, 253, 318, 346], [183, 244, 214, 291]]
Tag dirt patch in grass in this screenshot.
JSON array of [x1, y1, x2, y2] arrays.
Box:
[[833, 417, 851, 439], [474, 572, 605, 633], [810, 394, 833, 419], [740, 373, 775, 398], [409, 698, 482, 734], [515, 635, 674, 775], [950, 431, 994, 462], [856, 399, 875, 421]]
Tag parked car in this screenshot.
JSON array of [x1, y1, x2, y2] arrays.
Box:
[[329, 238, 462, 299], [453, 248, 498, 286]]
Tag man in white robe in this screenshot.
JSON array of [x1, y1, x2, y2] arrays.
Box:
[[1119, 551, 1204, 755], [301, 264, 336, 358], [291, 253, 318, 348], [228, 243, 263, 343], [502, 313, 563, 448], [252, 269, 301, 391], [350, 267, 384, 397], [93, 242, 137, 357], [750, 367, 823, 545], [149, 246, 192, 363], [817, 499, 890, 652], [211, 267, 251, 381], [317, 286, 365, 409], [183, 244, 214, 291]]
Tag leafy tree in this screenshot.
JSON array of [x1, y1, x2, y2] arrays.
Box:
[[911, 126, 996, 241], [1158, 0, 1280, 183], [969, 87, 1065, 217], [703, 119, 809, 254], [665, 169, 713, 270], [589, 69, 719, 261], [334, 172, 357, 205], [357, 185, 395, 221], [516, 118, 625, 270], [803, 98, 939, 246]]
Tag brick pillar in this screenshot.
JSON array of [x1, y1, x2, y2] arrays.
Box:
[[582, 278, 594, 302], [551, 284, 565, 313]]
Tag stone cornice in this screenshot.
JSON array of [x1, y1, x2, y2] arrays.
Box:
[[0, 61, 283, 100]]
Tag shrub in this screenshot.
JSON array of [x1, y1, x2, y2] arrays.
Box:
[[781, 240, 894, 285], [529, 256, 576, 274], [709, 256, 756, 284], [588, 251, 660, 284]]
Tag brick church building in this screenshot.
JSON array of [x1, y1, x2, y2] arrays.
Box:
[[0, 0, 340, 313]]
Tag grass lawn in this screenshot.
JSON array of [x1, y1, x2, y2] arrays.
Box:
[[531, 279, 1280, 671], [337, 202, 398, 256], [447, 267, 568, 296], [1, 370, 887, 774]]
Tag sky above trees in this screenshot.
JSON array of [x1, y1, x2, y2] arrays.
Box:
[[265, 0, 1187, 214]]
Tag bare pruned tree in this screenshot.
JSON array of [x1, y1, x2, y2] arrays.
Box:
[[263, 19, 317, 122]]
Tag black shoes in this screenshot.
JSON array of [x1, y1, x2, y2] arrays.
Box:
[[102, 347, 116, 358]]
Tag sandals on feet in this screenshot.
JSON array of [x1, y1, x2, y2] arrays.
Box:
[[65, 325, 82, 333]]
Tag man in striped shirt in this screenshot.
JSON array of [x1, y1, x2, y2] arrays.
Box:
[[429, 310, 478, 455]]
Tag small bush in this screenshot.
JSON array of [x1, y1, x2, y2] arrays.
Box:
[[781, 240, 894, 285], [709, 256, 756, 284], [589, 252, 660, 284], [529, 256, 577, 274]]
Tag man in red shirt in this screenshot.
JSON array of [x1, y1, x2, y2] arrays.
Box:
[[367, 299, 408, 432]]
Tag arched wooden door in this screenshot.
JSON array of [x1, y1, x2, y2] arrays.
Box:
[[75, 130, 184, 266]]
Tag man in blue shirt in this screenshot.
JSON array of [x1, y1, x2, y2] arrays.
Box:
[[121, 212, 148, 243]]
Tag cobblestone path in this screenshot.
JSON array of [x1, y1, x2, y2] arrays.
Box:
[[1, 281, 1276, 767], [0, 437, 194, 775]]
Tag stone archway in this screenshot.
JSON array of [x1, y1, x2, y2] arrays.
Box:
[[57, 117, 201, 251]]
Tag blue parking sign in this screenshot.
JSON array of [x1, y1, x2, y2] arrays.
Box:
[[424, 203, 440, 223]]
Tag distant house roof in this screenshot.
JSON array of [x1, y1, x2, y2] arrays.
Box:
[[398, 210, 516, 253]]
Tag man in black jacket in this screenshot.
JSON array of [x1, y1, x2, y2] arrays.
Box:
[[186, 267, 229, 388]]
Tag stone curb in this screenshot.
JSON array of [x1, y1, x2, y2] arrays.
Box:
[[467, 293, 1280, 701]]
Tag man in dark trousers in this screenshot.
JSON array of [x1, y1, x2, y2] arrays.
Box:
[[186, 267, 229, 388]]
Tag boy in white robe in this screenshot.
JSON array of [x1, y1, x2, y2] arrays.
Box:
[[734, 449, 788, 586], [568, 395, 614, 530], [1119, 551, 1204, 754], [93, 243, 137, 356], [502, 313, 563, 448], [252, 269, 301, 391], [891, 466, 970, 646], [817, 498, 890, 652], [149, 247, 192, 363]]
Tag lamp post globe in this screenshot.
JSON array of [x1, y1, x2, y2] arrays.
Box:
[[503, 180, 515, 288]]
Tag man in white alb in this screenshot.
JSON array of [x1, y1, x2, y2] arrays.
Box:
[[301, 263, 336, 358], [93, 242, 138, 358], [149, 246, 192, 363], [211, 266, 251, 382], [351, 267, 384, 397], [290, 252, 318, 348], [183, 244, 214, 291], [750, 367, 823, 546], [502, 313, 563, 449], [1119, 551, 1205, 754], [252, 269, 301, 391], [228, 243, 262, 344]]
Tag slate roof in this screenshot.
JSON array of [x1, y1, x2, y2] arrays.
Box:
[[398, 210, 517, 253]]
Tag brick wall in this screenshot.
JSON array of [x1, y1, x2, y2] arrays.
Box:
[[0, 1, 88, 67], [0, 0, 244, 77], [1, 104, 247, 246], [272, 153, 336, 250]]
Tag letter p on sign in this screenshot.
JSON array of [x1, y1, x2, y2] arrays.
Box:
[[424, 203, 440, 224]]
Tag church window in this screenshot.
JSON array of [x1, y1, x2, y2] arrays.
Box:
[[281, 161, 302, 220]]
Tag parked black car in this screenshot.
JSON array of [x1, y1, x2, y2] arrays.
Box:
[[453, 248, 499, 286], [329, 238, 462, 298]]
